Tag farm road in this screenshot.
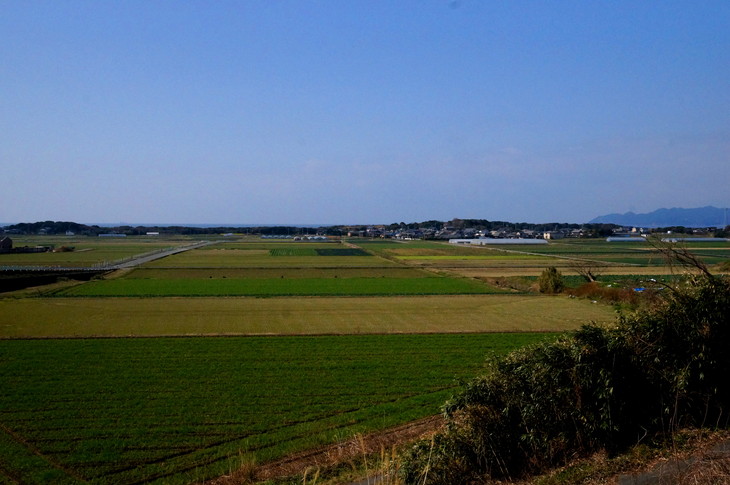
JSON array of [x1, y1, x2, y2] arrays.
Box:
[[113, 240, 216, 269]]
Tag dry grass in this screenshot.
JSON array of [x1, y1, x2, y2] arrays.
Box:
[[0, 294, 615, 338], [202, 416, 443, 485], [515, 430, 730, 485]]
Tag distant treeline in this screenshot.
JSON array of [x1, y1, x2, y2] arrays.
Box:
[[1, 221, 335, 236], [383, 218, 727, 235], [384, 218, 616, 234], [2, 219, 726, 237]]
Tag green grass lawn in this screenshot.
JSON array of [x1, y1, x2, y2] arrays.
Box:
[[0, 334, 553, 484]]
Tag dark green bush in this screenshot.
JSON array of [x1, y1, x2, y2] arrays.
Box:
[[538, 266, 565, 294], [400, 271, 730, 484]]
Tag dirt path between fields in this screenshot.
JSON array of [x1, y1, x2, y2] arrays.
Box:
[[202, 415, 443, 485]]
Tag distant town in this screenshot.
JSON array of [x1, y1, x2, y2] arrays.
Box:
[[1, 217, 728, 243]]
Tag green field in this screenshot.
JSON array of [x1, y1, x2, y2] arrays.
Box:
[[123, 267, 430, 279], [144, 247, 394, 268], [54, 275, 500, 297], [0, 334, 552, 484]]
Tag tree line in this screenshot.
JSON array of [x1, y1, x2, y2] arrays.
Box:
[[3, 219, 727, 237]]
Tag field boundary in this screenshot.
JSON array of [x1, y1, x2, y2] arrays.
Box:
[[204, 415, 443, 485]]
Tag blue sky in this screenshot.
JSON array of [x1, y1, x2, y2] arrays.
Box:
[[2, 1, 728, 225]]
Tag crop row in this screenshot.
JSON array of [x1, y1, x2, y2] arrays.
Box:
[[0, 334, 553, 483]]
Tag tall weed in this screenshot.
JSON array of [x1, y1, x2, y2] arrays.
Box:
[[401, 264, 730, 484]]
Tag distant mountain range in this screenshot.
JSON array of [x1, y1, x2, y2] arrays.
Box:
[[589, 206, 729, 228]]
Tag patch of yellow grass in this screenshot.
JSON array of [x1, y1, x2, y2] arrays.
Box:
[[0, 295, 615, 338]]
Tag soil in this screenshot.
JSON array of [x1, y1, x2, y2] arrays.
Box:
[[201, 415, 443, 485]]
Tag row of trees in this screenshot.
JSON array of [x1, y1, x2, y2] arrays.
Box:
[[3, 220, 618, 237], [1, 221, 338, 237], [4, 220, 728, 237], [385, 218, 619, 235]]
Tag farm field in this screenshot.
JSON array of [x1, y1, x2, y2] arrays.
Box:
[[0, 295, 613, 338], [53, 275, 499, 297], [1, 235, 714, 484], [124, 267, 429, 279], [23, 240, 511, 297], [0, 334, 553, 484], [143, 243, 396, 268], [0, 236, 194, 268], [355, 238, 730, 277]]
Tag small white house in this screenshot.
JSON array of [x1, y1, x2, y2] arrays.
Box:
[[543, 231, 565, 240]]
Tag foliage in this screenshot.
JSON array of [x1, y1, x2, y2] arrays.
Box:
[[567, 282, 645, 307], [400, 266, 730, 484], [570, 259, 605, 283], [538, 266, 565, 293]]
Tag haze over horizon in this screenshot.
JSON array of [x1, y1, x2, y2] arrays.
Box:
[[2, 1, 729, 225], [2, 204, 730, 229]]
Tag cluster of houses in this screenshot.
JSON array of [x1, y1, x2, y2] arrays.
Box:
[[346, 226, 597, 241], [260, 235, 329, 241], [348, 224, 726, 242]]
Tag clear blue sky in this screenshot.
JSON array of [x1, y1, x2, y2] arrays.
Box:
[[2, 1, 728, 225]]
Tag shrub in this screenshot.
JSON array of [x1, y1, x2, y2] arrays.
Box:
[[538, 266, 565, 294], [400, 269, 730, 484], [568, 281, 645, 306]]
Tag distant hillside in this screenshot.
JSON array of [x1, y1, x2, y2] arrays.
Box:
[[590, 206, 729, 228]]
